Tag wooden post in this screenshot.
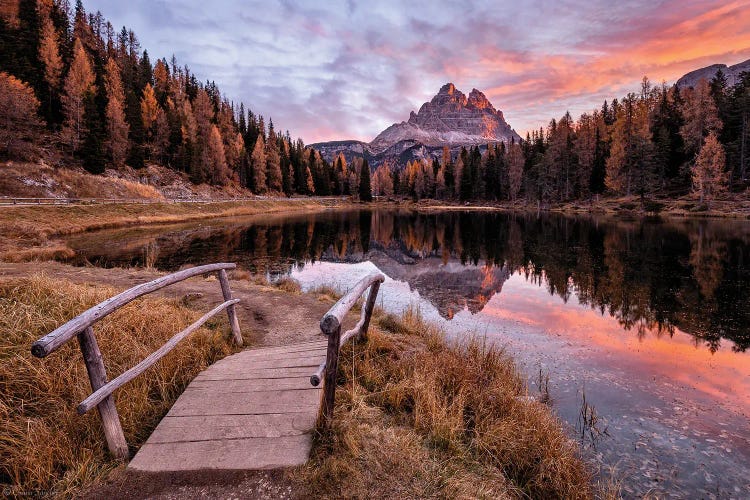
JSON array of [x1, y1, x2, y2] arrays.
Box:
[[218, 269, 243, 346], [77, 327, 129, 460], [321, 323, 341, 427], [358, 281, 381, 342]]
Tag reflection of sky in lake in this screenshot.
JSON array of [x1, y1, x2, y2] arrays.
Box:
[[291, 260, 750, 497]]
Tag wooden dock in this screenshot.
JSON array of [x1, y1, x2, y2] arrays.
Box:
[[31, 263, 384, 473], [129, 340, 328, 471]]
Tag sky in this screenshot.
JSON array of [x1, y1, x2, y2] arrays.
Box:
[[84, 0, 750, 144]]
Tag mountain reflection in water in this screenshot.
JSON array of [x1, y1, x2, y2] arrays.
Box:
[[66, 209, 750, 352], [64, 209, 750, 496]]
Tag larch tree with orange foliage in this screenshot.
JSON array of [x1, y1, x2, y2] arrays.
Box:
[[0, 72, 42, 159], [692, 131, 727, 204], [61, 39, 95, 151], [103, 58, 129, 167]]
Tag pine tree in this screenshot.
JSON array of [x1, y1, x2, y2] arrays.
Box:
[[103, 57, 128, 166], [61, 38, 95, 151], [38, 7, 63, 123], [359, 158, 372, 201], [692, 131, 727, 203], [507, 142, 524, 201]]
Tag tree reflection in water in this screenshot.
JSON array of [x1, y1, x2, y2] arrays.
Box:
[[66, 209, 750, 351]]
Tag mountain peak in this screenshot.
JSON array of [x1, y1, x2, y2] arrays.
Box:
[[372, 83, 520, 153], [467, 88, 493, 111]]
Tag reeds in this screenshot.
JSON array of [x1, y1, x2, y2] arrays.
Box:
[[0, 274, 241, 496], [299, 309, 593, 498]]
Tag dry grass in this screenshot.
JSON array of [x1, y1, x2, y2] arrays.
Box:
[[0, 274, 242, 496], [0, 198, 343, 263], [298, 308, 593, 499]]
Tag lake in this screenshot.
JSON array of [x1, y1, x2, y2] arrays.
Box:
[[62, 208, 750, 498]]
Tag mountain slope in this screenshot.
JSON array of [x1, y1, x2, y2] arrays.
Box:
[[676, 58, 750, 88]]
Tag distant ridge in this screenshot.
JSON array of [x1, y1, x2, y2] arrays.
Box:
[[676, 58, 750, 88]]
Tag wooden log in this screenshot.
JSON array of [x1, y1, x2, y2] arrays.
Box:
[[218, 269, 243, 346], [77, 299, 239, 415], [320, 323, 341, 425], [319, 272, 385, 335], [359, 281, 380, 342], [31, 263, 237, 358], [310, 362, 325, 387], [77, 327, 129, 460]]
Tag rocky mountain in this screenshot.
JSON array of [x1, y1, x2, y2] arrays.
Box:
[[311, 83, 520, 168], [676, 58, 750, 89]]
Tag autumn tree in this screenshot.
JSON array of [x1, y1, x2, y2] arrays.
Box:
[[250, 135, 267, 193], [140, 83, 158, 158], [691, 131, 727, 203], [0, 71, 42, 159], [61, 38, 95, 151], [265, 123, 282, 191], [680, 79, 722, 162], [203, 124, 230, 185], [103, 57, 129, 166]]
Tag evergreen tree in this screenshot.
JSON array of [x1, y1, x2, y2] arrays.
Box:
[[103, 57, 128, 166], [359, 158, 372, 201]]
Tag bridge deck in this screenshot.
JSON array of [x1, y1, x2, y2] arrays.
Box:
[[128, 340, 327, 472]]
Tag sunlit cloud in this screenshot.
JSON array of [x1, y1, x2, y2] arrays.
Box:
[[85, 0, 750, 143]]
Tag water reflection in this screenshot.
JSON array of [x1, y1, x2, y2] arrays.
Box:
[[66, 209, 750, 352]]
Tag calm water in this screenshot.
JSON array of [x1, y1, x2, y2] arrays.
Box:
[[63, 209, 750, 498]]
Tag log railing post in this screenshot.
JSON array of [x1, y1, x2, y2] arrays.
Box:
[[321, 322, 341, 426], [77, 326, 129, 460], [218, 269, 242, 346], [358, 281, 380, 342]]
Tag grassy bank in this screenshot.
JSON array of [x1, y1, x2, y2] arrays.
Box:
[[298, 308, 595, 499], [0, 198, 346, 262], [415, 192, 750, 219], [0, 274, 242, 497]]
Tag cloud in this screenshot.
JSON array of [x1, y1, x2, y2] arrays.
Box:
[[85, 0, 750, 143]]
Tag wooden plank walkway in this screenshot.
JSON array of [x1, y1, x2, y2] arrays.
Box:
[[128, 340, 327, 472]]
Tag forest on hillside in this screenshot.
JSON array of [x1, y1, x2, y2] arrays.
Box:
[[368, 75, 750, 204], [1, 1, 749, 204], [0, 0, 360, 197]]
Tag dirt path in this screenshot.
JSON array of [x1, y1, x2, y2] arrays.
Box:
[[0, 262, 339, 499]]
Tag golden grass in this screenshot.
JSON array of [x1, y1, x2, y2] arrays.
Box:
[[0, 198, 343, 263], [0, 274, 242, 496], [299, 309, 593, 499]]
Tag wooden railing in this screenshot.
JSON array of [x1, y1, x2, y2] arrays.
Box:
[[30, 263, 243, 460], [310, 272, 385, 426]]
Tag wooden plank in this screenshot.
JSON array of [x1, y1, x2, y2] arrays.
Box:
[[31, 262, 237, 357], [168, 388, 321, 416], [129, 435, 313, 471], [147, 413, 317, 443], [241, 342, 327, 355], [187, 376, 317, 393], [195, 366, 322, 381], [77, 299, 240, 414], [216, 355, 326, 371]]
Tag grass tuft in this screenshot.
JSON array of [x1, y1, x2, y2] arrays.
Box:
[[298, 309, 592, 498], [0, 274, 241, 496]]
